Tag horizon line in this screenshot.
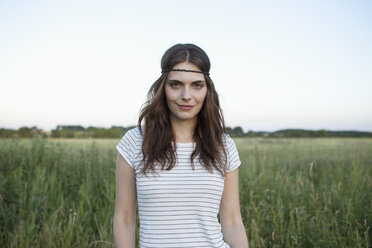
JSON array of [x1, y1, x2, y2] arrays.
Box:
[[1, 125, 372, 134]]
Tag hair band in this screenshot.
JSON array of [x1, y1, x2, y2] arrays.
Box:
[[161, 69, 210, 75]]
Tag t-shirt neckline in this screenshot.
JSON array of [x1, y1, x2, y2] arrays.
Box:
[[173, 141, 195, 147]]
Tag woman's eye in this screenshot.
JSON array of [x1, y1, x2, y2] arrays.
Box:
[[194, 83, 204, 88], [169, 82, 181, 88]]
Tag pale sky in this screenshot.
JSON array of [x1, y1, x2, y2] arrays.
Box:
[[1, 0, 371, 132]]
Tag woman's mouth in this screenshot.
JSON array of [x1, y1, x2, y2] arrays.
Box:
[[177, 104, 194, 111]]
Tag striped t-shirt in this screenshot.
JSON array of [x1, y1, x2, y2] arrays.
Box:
[[116, 127, 241, 248]]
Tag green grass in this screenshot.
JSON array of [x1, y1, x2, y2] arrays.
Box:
[[0, 137, 371, 247]]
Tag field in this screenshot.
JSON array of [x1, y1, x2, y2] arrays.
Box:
[[0, 137, 371, 247]]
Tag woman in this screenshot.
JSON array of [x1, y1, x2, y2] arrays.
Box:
[[114, 43, 249, 248]]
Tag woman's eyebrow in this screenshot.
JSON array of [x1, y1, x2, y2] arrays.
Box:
[[167, 79, 205, 83], [167, 79, 183, 84]]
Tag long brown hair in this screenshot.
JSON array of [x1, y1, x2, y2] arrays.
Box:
[[138, 43, 227, 176]]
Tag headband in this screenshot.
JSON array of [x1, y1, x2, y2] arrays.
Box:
[[161, 68, 210, 75]]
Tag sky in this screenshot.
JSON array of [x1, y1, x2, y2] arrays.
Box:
[[0, 0, 371, 132]]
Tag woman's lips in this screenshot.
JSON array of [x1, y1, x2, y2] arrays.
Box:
[[177, 104, 194, 111]]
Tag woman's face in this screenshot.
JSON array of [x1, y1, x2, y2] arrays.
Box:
[[164, 62, 207, 124]]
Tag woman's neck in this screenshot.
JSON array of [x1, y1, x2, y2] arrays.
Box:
[[171, 118, 196, 143]]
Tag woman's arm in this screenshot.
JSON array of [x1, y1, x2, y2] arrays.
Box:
[[113, 153, 137, 248], [220, 168, 249, 248]]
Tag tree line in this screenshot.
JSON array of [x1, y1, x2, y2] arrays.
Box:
[[1, 125, 372, 138]]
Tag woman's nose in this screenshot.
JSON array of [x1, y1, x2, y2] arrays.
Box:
[[181, 87, 191, 101]]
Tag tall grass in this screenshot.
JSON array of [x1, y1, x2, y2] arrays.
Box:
[[236, 138, 372, 247], [0, 138, 116, 247], [0, 137, 371, 247]]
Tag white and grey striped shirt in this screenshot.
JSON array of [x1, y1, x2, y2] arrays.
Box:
[[116, 127, 241, 248]]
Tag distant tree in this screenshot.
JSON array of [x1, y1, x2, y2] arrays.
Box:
[[7, 125, 372, 139], [233, 126, 244, 136], [314, 129, 329, 137], [247, 130, 256, 137], [226, 127, 233, 136], [18, 127, 33, 138], [0, 128, 16, 138], [108, 126, 126, 138], [51, 128, 60, 137], [73, 131, 86, 138], [93, 128, 108, 138], [226, 126, 245, 137], [58, 128, 74, 138]]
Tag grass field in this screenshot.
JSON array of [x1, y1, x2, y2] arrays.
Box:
[[0, 137, 371, 247]]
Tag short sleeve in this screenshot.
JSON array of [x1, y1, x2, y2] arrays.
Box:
[[116, 129, 138, 169], [225, 135, 241, 172]]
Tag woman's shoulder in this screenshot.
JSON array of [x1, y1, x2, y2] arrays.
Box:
[[221, 132, 239, 154], [222, 132, 234, 145], [120, 126, 144, 145], [116, 127, 144, 169], [125, 126, 143, 137]]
